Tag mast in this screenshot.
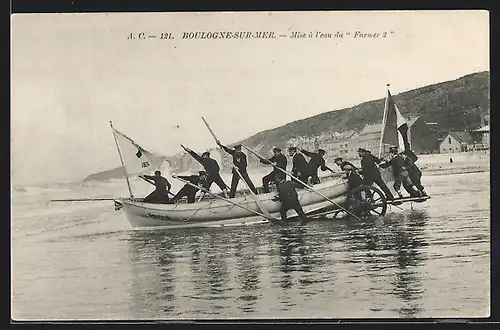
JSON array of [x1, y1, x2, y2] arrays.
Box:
[[110, 121, 134, 198], [378, 84, 390, 158]]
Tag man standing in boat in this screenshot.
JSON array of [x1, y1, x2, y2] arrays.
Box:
[[379, 146, 420, 199], [171, 171, 211, 204], [182, 145, 229, 198], [261, 147, 287, 193], [216, 140, 258, 198], [400, 150, 428, 197], [139, 170, 172, 204], [272, 176, 308, 225], [288, 147, 309, 188], [300, 148, 328, 184], [357, 148, 395, 200]]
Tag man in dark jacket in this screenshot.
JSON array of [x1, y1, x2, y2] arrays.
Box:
[[217, 140, 257, 197], [272, 176, 307, 224], [140, 170, 171, 204], [357, 148, 394, 200], [261, 147, 287, 193], [379, 146, 420, 198], [400, 151, 427, 197], [334, 157, 358, 172], [182, 146, 229, 198], [301, 148, 328, 184], [341, 163, 363, 191], [171, 171, 210, 203], [288, 147, 309, 187]]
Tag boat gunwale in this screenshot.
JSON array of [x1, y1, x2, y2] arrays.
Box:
[[119, 176, 348, 213]]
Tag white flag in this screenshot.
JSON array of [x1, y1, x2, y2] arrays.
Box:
[[113, 128, 166, 176]]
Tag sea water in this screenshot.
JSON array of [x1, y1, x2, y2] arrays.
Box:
[[11, 169, 490, 320]]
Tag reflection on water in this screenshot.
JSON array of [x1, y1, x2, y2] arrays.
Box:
[[121, 208, 458, 318], [12, 172, 490, 319]]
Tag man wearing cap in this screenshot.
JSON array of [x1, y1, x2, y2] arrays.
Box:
[[217, 140, 257, 198], [140, 170, 172, 204], [272, 176, 308, 224], [300, 148, 328, 184], [171, 171, 211, 203], [334, 157, 358, 172], [379, 146, 420, 198], [182, 146, 229, 198], [288, 147, 309, 187], [357, 148, 394, 200], [261, 147, 287, 193]]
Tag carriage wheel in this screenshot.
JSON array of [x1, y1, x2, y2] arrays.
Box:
[[345, 185, 387, 218]]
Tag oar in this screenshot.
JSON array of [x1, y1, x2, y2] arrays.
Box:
[[51, 198, 118, 202], [172, 175, 279, 223], [242, 145, 361, 221], [202, 116, 218, 141], [200, 117, 280, 225], [232, 165, 280, 225]]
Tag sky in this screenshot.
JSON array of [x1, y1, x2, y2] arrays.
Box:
[[11, 11, 489, 185]]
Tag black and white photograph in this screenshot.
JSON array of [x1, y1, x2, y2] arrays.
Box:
[[11, 10, 490, 320]]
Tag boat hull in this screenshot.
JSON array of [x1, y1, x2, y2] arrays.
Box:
[[119, 176, 349, 229]]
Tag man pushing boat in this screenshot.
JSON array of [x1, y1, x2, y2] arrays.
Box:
[[379, 146, 420, 199], [300, 148, 328, 184], [357, 148, 395, 201], [182, 145, 229, 198], [217, 140, 258, 198], [272, 176, 308, 225], [288, 147, 309, 188], [400, 150, 428, 197], [261, 147, 287, 193]]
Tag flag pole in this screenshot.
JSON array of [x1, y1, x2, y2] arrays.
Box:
[[110, 121, 134, 198], [378, 84, 390, 158]]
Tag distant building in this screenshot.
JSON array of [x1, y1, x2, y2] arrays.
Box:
[[322, 131, 358, 161], [355, 123, 389, 155], [439, 132, 474, 153], [354, 116, 438, 155], [474, 125, 490, 149]]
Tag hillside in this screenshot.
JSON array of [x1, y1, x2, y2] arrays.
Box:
[[237, 71, 490, 148], [83, 157, 176, 182], [84, 71, 489, 182]]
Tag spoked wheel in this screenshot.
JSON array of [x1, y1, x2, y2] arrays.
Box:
[[345, 185, 387, 218]]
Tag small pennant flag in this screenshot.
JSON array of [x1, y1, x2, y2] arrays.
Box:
[[112, 128, 166, 176]]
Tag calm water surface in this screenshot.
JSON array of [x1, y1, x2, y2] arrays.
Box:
[[12, 172, 490, 320]]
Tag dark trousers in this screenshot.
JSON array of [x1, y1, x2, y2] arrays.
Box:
[[408, 168, 425, 191], [208, 173, 228, 191], [310, 170, 320, 184], [172, 185, 198, 203], [144, 190, 170, 204], [230, 170, 257, 198], [292, 172, 310, 188], [394, 170, 420, 197], [262, 170, 286, 193], [347, 173, 363, 191], [280, 202, 307, 222], [363, 173, 394, 200]]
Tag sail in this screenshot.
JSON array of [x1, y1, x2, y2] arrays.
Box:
[[112, 128, 167, 176], [378, 87, 411, 196], [379, 89, 410, 156]]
